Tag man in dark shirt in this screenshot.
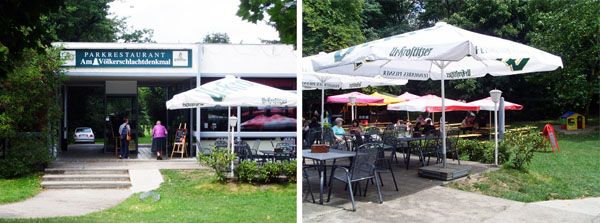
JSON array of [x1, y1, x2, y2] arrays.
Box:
[[308, 116, 320, 129], [422, 119, 436, 135]]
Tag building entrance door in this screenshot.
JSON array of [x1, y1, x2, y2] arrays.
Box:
[[104, 96, 138, 154]]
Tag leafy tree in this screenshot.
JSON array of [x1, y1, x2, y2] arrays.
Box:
[[41, 0, 154, 43], [303, 0, 365, 56], [361, 0, 420, 41], [203, 33, 231, 43], [0, 0, 63, 79], [526, 0, 600, 116], [237, 0, 296, 45], [0, 47, 65, 177]]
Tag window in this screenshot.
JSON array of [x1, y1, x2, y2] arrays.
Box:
[[240, 107, 296, 132]]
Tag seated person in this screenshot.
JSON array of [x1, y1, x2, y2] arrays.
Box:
[[332, 118, 346, 142], [308, 116, 320, 129], [412, 121, 422, 133], [422, 119, 436, 135], [349, 119, 363, 134], [416, 114, 425, 125], [461, 112, 476, 133], [394, 119, 407, 132]]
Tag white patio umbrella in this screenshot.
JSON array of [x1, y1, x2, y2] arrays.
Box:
[[302, 56, 407, 131], [311, 22, 562, 168], [167, 75, 297, 109], [166, 75, 297, 173]]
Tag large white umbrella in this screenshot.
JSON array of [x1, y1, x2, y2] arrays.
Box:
[[302, 56, 407, 130], [167, 75, 297, 173], [311, 22, 562, 168], [167, 75, 297, 109]]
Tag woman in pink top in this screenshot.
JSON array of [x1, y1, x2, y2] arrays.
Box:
[[152, 120, 168, 160]]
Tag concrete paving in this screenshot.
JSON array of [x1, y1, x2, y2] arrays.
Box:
[[0, 189, 131, 219], [129, 169, 164, 193], [302, 154, 600, 223], [532, 197, 600, 217]]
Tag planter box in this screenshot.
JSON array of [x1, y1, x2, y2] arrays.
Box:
[[311, 144, 329, 153]]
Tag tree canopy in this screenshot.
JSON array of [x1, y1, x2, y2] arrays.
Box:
[[302, 0, 599, 118], [203, 33, 231, 44], [237, 0, 297, 45]]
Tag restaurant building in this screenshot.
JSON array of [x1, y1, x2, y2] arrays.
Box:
[[57, 42, 297, 156]]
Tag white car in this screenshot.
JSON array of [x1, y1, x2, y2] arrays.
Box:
[[74, 127, 95, 143]]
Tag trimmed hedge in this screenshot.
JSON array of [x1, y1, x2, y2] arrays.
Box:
[[235, 160, 296, 184]]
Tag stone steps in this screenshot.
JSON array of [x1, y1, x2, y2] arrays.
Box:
[[42, 168, 131, 189], [42, 174, 130, 182], [41, 181, 132, 189]]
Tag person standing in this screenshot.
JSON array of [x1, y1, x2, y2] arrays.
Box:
[[152, 120, 168, 160], [119, 119, 131, 159]]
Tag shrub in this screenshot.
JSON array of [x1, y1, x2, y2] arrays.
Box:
[[457, 140, 484, 162], [482, 140, 511, 164], [259, 162, 283, 183], [503, 133, 543, 170], [197, 147, 237, 182], [234, 160, 258, 183], [0, 134, 53, 178], [283, 161, 297, 183]]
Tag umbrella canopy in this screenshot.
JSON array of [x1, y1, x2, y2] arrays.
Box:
[[467, 97, 523, 111], [327, 92, 384, 104], [302, 56, 408, 90], [387, 94, 479, 112], [352, 92, 405, 106], [311, 22, 562, 80], [166, 75, 297, 109], [311, 22, 562, 168], [241, 114, 296, 130], [396, 92, 421, 101]]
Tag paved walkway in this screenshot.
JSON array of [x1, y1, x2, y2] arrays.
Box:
[[303, 186, 600, 223], [303, 155, 600, 223], [0, 159, 205, 219]]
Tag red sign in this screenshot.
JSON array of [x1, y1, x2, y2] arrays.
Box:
[[542, 124, 559, 152]]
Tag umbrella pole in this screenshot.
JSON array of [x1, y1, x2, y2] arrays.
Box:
[[407, 111, 409, 120], [489, 111, 492, 140], [321, 87, 324, 140], [436, 61, 449, 168], [228, 106, 234, 174]]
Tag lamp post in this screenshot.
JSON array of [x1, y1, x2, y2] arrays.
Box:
[[228, 115, 238, 174], [349, 95, 357, 121], [490, 89, 502, 166]]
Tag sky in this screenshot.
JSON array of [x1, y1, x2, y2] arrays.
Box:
[[108, 0, 280, 44]]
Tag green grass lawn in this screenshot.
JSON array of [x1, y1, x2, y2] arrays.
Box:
[[1, 170, 296, 223], [0, 172, 43, 204], [448, 130, 600, 202]]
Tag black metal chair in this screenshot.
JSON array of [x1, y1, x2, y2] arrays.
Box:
[[274, 142, 292, 163], [214, 139, 228, 152], [438, 130, 461, 164], [234, 140, 251, 162], [303, 165, 315, 203], [414, 135, 440, 166], [327, 143, 383, 212], [374, 142, 399, 191], [322, 127, 341, 149]]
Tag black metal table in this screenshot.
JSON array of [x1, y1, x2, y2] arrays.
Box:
[[396, 136, 440, 169], [303, 149, 356, 204]]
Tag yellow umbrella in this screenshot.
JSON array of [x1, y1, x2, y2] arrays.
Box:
[[348, 92, 405, 106]]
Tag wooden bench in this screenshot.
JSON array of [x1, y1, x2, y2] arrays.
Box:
[[459, 134, 482, 139]]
